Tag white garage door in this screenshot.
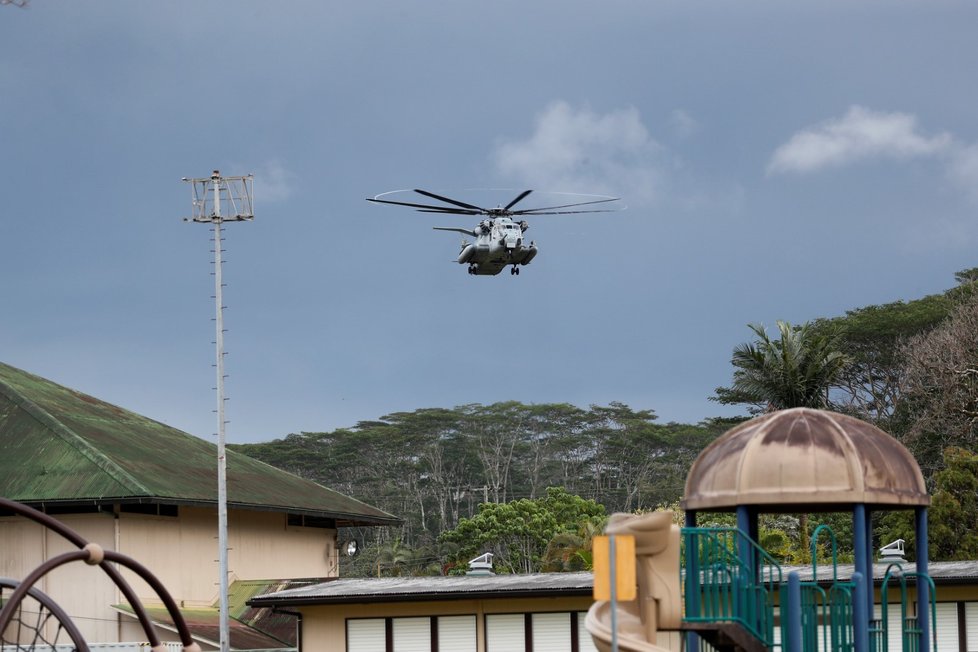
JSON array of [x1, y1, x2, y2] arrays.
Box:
[[392, 617, 430, 652], [486, 614, 525, 652], [935, 603, 959, 652], [577, 612, 599, 652], [348, 619, 386, 652], [438, 615, 477, 652], [532, 613, 571, 652]]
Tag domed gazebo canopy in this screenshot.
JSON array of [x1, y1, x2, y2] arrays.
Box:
[[682, 408, 929, 512]]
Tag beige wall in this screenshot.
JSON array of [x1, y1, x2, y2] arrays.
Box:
[[297, 596, 597, 652], [0, 505, 337, 646], [0, 512, 118, 644], [117, 506, 337, 606]]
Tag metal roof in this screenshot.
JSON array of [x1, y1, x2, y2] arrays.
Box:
[[683, 408, 929, 512], [0, 362, 399, 526], [249, 562, 978, 608], [115, 577, 316, 650], [248, 572, 595, 606], [781, 560, 978, 586]]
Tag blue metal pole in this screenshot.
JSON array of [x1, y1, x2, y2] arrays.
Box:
[[854, 571, 870, 652], [749, 509, 760, 582], [916, 507, 930, 652], [853, 504, 870, 652], [865, 509, 875, 617], [735, 506, 751, 626], [737, 505, 752, 575]]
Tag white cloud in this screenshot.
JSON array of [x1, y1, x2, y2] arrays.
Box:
[[255, 159, 294, 203], [492, 101, 666, 205], [670, 109, 699, 139], [948, 144, 978, 204], [767, 105, 951, 175]]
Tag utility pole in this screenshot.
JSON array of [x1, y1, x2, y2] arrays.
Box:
[[182, 170, 254, 652]]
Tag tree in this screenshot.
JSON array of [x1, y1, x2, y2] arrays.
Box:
[[813, 295, 956, 427], [438, 487, 606, 574], [712, 321, 849, 412], [895, 296, 978, 477], [877, 447, 978, 561], [588, 403, 662, 511]]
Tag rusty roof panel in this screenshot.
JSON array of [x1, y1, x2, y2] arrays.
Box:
[[0, 362, 399, 526], [682, 408, 929, 512]]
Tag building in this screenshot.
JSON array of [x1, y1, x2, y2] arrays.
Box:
[[0, 361, 399, 649], [248, 570, 602, 652]]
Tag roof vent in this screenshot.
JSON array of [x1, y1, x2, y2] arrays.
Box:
[[467, 552, 494, 576], [879, 539, 906, 563]]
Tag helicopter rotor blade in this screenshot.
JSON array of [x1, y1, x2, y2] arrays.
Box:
[[513, 196, 621, 215], [504, 190, 533, 211], [367, 197, 477, 213], [413, 189, 487, 212], [517, 208, 621, 215], [417, 209, 482, 215], [433, 226, 478, 236]]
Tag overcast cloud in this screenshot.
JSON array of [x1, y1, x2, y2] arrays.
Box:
[[3, 2, 978, 443], [492, 102, 666, 205]]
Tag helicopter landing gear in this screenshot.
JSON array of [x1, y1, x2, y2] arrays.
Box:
[[510, 266, 520, 276], [468, 264, 477, 275]]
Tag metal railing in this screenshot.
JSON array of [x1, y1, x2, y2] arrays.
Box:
[[682, 527, 783, 648]]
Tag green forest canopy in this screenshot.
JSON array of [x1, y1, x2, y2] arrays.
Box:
[[233, 268, 978, 573]]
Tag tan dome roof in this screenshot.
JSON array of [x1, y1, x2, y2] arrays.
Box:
[[682, 408, 928, 511]]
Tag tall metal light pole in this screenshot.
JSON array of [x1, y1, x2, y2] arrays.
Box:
[[182, 170, 254, 652]]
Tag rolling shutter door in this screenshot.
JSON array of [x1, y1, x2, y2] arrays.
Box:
[[438, 615, 477, 652], [347, 619, 386, 652], [965, 603, 978, 652], [486, 614, 525, 652], [875, 603, 904, 652], [532, 613, 571, 652], [935, 603, 959, 652], [578, 612, 599, 652], [392, 617, 430, 652]]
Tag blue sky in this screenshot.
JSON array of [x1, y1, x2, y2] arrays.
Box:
[[3, 1, 978, 444]]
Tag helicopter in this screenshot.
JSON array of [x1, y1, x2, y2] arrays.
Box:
[[367, 188, 622, 276]]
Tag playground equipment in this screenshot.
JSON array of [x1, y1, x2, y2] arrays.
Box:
[[0, 497, 199, 652], [586, 408, 935, 652], [586, 511, 681, 651]]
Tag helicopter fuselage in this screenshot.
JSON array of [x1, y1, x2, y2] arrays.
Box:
[[368, 188, 621, 277], [438, 216, 537, 276]]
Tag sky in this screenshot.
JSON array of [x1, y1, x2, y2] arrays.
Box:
[[3, 1, 978, 444]]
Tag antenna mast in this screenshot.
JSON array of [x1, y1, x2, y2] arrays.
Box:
[[182, 170, 254, 652]]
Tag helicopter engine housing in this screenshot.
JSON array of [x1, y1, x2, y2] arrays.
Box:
[[457, 244, 476, 264]]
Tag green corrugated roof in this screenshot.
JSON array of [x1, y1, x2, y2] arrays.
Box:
[[0, 362, 399, 526]]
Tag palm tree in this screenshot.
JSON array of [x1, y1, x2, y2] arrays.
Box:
[[713, 320, 849, 413], [374, 538, 414, 577]]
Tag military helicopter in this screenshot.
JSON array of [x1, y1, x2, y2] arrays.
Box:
[[367, 188, 622, 276]]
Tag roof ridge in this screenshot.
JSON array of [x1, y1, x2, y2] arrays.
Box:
[[0, 371, 151, 495]]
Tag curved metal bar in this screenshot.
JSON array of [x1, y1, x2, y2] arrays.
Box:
[[103, 550, 196, 649], [0, 545, 200, 652], [0, 577, 90, 652], [810, 523, 839, 583], [0, 498, 162, 646]]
